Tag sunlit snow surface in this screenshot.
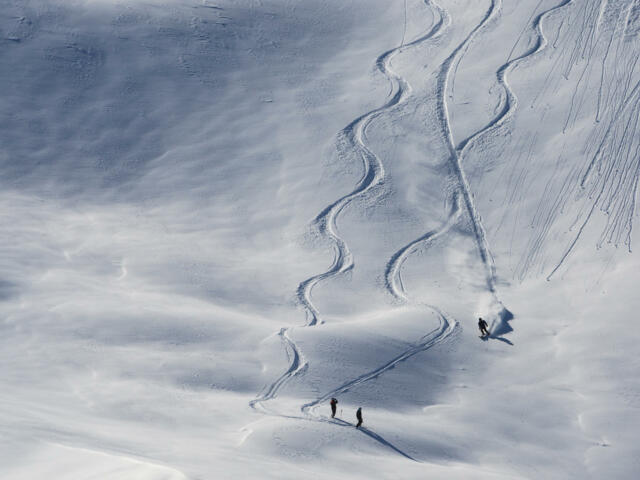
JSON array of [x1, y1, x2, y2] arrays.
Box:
[[1, 0, 639, 478]]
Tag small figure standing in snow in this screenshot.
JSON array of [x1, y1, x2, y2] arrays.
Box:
[[330, 398, 338, 418], [478, 317, 490, 337], [356, 407, 363, 428]]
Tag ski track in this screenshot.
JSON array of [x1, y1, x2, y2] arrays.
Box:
[[384, 192, 462, 302], [304, 0, 550, 434], [436, 0, 582, 293], [249, 0, 458, 461], [535, 0, 640, 278], [548, 77, 640, 279], [248, 327, 307, 414], [301, 306, 456, 418], [436, 0, 501, 300], [296, 0, 448, 328], [511, 0, 640, 280], [249, 0, 574, 459]]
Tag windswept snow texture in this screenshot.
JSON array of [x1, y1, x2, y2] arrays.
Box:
[[1, 0, 640, 479]]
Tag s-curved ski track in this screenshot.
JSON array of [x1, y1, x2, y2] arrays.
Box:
[[296, 1, 448, 328], [251, 0, 447, 417], [248, 328, 307, 415]]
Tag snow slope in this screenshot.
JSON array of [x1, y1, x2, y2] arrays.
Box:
[[1, 0, 639, 478]]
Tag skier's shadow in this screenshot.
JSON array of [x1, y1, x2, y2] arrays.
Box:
[[492, 336, 513, 345], [481, 335, 513, 345], [486, 308, 514, 345], [329, 418, 417, 462]]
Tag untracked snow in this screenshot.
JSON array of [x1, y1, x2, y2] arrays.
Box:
[[1, 0, 639, 478]]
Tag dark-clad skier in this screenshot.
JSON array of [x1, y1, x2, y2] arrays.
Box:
[[330, 398, 338, 418], [478, 317, 490, 337], [356, 407, 363, 428]]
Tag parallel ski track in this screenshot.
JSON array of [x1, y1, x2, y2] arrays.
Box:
[[548, 77, 640, 279], [544, 2, 640, 277], [296, 1, 448, 328]]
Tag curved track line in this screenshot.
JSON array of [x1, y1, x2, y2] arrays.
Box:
[[459, 0, 575, 154], [250, 1, 446, 420], [467, 0, 575, 285], [301, 307, 456, 418], [297, 3, 448, 327], [451, 0, 575, 282], [299, 304, 456, 464], [385, 192, 462, 301], [248, 328, 307, 414], [301, 0, 577, 456]]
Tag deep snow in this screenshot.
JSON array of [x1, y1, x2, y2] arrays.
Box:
[[1, 0, 639, 478]]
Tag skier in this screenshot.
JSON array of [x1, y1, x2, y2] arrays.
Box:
[[330, 398, 338, 418], [356, 407, 363, 428], [478, 317, 490, 337]]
